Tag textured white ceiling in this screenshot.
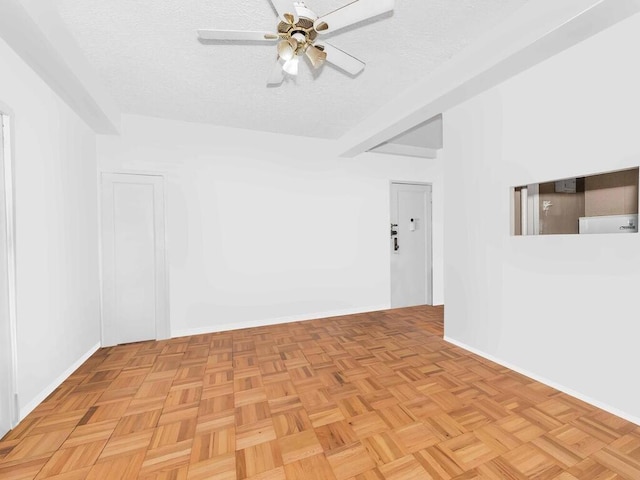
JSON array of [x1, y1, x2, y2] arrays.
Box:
[[55, 0, 528, 139]]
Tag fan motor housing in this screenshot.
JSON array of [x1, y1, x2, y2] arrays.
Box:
[[277, 2, 319, 44], [293, 2, 318, 22], [278, 17, 318, 43]]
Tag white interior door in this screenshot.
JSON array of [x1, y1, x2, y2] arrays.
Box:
[[101, 173, 168, 346], [0, 114, 17, 437], [390, 182, 433, 308]]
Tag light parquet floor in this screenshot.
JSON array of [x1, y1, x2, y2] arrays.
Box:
[[1, 306, 640, 479]]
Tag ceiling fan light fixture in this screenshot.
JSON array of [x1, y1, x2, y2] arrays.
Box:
[[277, 39, 296, 61], [305, 45, 327, 68], [291, 32, 306, 44], [283, 57, 299, 75]]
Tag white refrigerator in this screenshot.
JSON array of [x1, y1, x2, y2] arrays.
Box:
[[578, 214, 638, 234]]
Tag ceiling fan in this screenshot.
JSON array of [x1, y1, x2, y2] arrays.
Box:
[[197, 0, 394, 85]]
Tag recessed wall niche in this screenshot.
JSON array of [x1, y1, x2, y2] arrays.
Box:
[[513, 167, 639, 235]]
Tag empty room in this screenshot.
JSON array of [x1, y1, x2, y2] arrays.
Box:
[[1, 0, 640, 478]]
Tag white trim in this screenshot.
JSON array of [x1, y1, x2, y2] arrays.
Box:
[[158, 173, 171, 341], [19, 342, 101, 420], [527, 183, 540, 236], [0, 112, 19, 429], [520, 187, 528, 236], [100, 169, 170, 178], [444, 336, 640, 427], [156, 172, 171, 340], [369, 144, 439, 159], [171, 304, 390, 339], [425, 185, 434, 306], [96, 168, 105, 348]]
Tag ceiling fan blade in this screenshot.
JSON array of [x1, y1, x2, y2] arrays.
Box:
[[268, 0, 299, 23], [197, 30, 278, 42], [314, 0, 394, 34], [318, 42, 365, 75], [305, 45, 327, 68], [267, 59, 285, 86]]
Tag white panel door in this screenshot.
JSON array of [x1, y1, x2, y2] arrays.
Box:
[[390, 183, 433, 308], [0, 114, 17, 437], [101, 173, 168, 346]]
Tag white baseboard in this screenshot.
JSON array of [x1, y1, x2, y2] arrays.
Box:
[[444, 336, 640, 427], [171, 304, 390, 339], [19, 342, 101, 420]]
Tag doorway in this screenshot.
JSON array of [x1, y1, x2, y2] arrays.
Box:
[[390, 182, 433, 308], [100, 173, 169, 346], [0, 113, 18, 437]]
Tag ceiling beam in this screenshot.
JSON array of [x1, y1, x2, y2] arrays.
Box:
[[368, 144, 438, 159], [0, 0, 120, 134], [337, 0, 640, 158]]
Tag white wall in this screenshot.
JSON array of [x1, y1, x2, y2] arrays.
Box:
[[0, 38, 101, 419], [98, 115, 444, 338], [444, 12, 640, 423]]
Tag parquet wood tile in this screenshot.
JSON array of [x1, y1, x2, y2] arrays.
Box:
[[3, 431, 73, 462], [34, 440, 107, 479], [324, 442, 375, 479], [438, 431, 500, 471], [283, 453, 336, 480], [236, 440, 282, 478], [348, 412, 389, 439], [361, 432, 405, 466], [500, 443, 564, 478], [99, 429, 154, 460], [86, 451, 146, 480], [235, 419, 277, 451], [315, 421, 358, 452], [186, 453, 236, 480], [277, 429, 323, 464], [377, 455, 429, 480], [61, 420, 118, 450], [190, 427, 235, 461], [414, 445, 465, 478], [2, 305, 639, 479], [0, 456, 50, 480]]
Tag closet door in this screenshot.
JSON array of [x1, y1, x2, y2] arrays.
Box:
[[101, 173, 168, 346]]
